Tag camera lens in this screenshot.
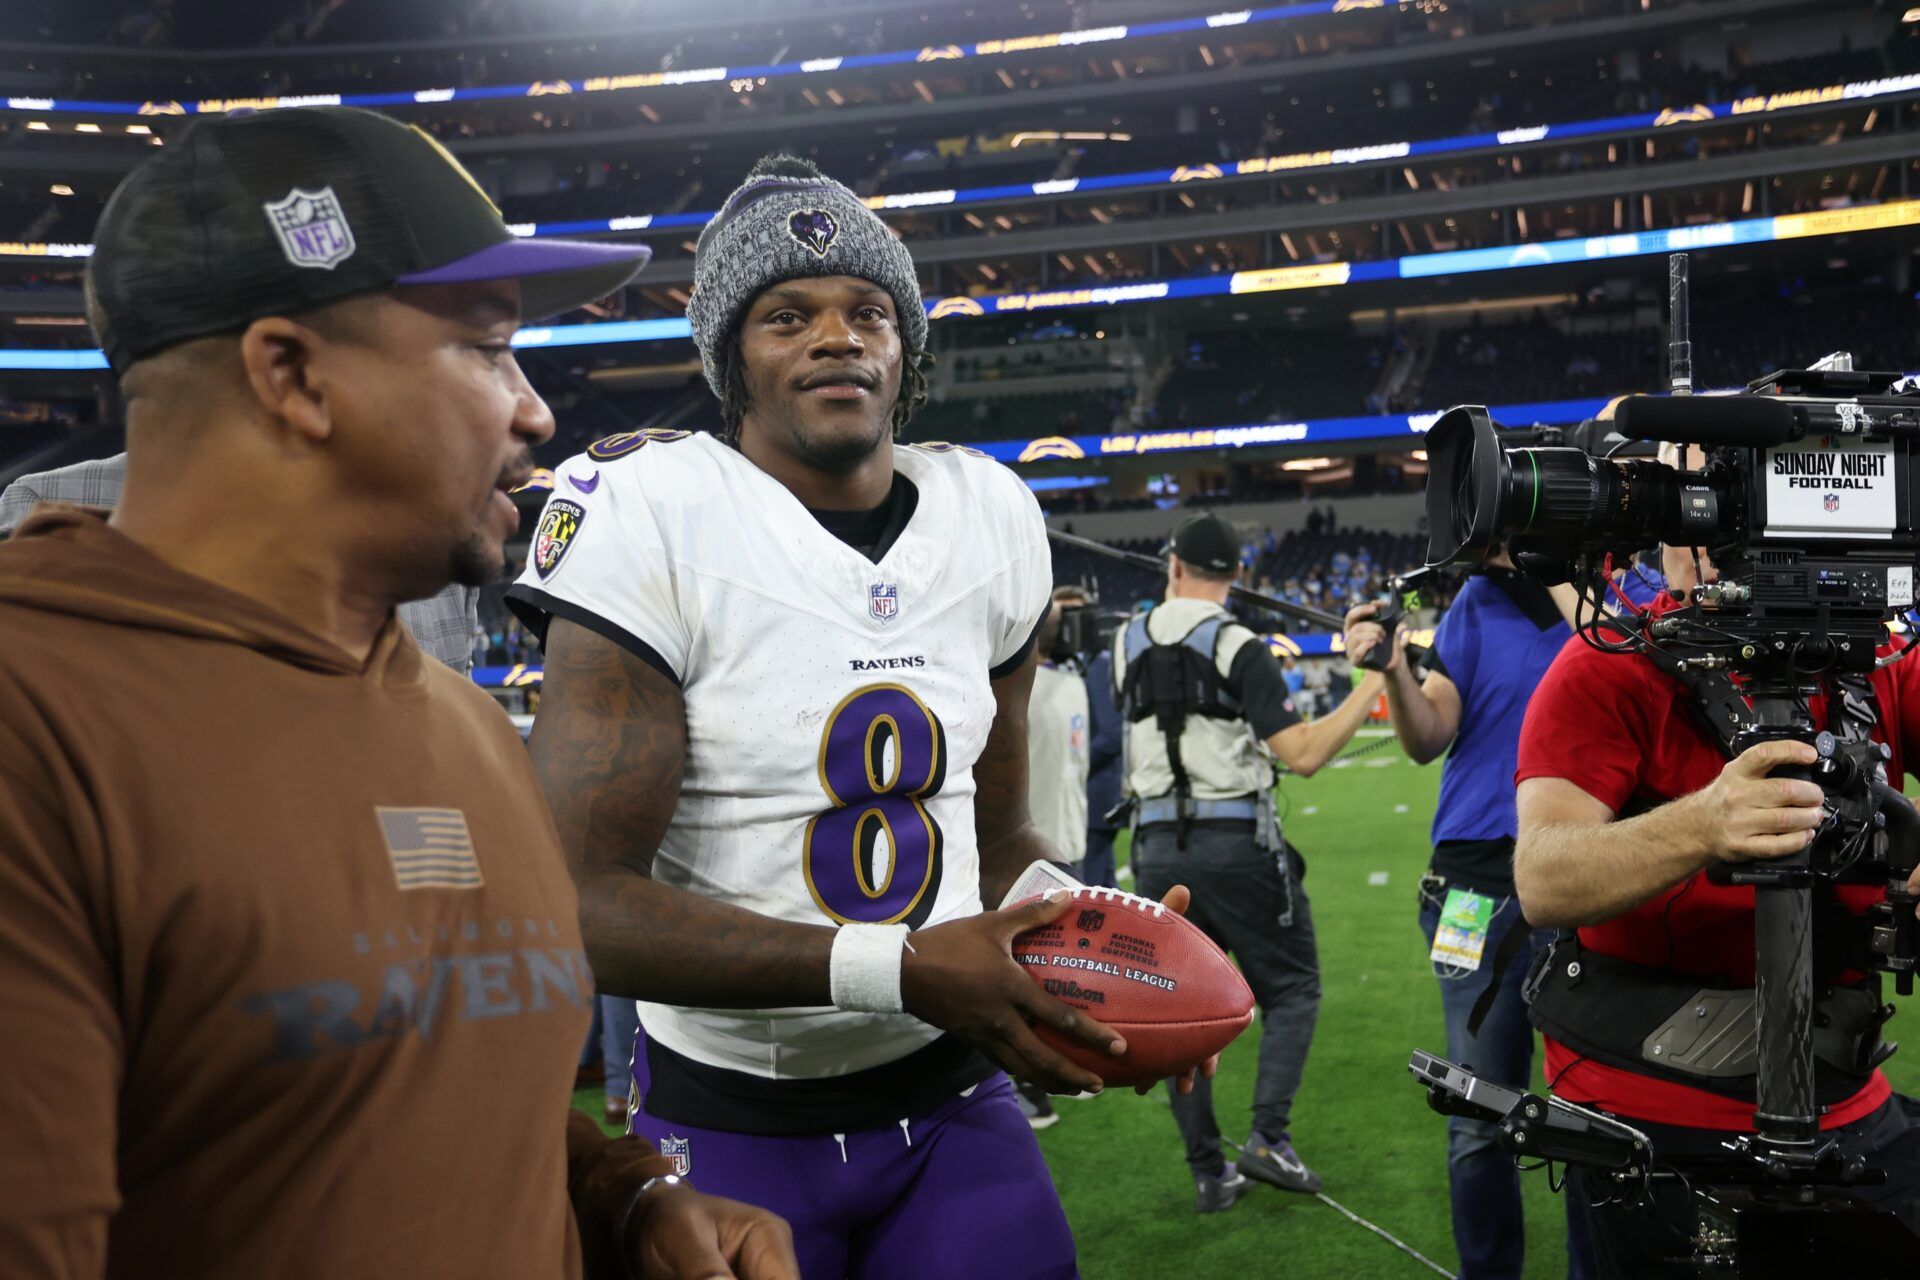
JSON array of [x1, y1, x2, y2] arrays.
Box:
[[1498, 448, 1610, 541], [1425, 404, 1723, 565]]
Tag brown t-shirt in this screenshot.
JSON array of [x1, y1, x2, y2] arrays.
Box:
[[0, 508, 655, 1279]]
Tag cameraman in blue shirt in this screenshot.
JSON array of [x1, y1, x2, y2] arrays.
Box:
[[1346, 552, 1595, 1280]]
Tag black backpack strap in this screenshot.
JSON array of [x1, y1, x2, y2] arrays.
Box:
[[1465, 911, 1536, 1039]]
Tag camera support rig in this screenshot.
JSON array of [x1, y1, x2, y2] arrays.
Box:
[[1411, 1048, 1920, 1277], [1409, 255, 1920, 1273]]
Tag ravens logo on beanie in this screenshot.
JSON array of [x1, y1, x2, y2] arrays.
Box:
[[686, 154, 927, 399]]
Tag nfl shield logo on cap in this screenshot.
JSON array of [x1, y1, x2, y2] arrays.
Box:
[[869, 582, 899, 623], [263, 186, 357, 270]]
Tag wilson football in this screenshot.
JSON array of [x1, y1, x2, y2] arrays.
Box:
[[1011, 887, 1256, 1089]]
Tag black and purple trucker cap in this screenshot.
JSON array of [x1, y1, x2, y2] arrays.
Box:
[[87, 105, 651, 374]]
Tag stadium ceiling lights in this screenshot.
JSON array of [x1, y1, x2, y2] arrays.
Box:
[[12, 70, 1920, 257], [0, 3, 1342, 118], [1009, 131, 1134, 147], [406, 70, 1920, 237]]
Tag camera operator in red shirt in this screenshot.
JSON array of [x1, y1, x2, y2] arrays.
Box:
[[1514, 532, 1920, 1277]]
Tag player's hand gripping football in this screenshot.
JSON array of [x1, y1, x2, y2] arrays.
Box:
[[903, 891, 1131, 1094], [901, 888, 1218, 1096], [624, 1178, 800, 1280]]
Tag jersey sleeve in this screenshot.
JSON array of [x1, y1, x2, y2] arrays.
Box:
[[1514, 638, 1658, 813], [505, 459, 692, 686], [1227, 637, 1303, 739], [988, 477, 1053, 679]]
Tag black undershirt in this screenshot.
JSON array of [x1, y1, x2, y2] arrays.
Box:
[[1227, 640, 1306, 740], [642, 1033, 998, 1135], [804, 473, 919, 563]]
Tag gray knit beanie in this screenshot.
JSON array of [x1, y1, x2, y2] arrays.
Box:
[[687, 154, 928, 399]]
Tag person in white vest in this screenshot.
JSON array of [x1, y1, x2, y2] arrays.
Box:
[[1016, 585, 1096, 1129]]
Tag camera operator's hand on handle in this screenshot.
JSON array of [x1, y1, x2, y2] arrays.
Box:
[[1346, 602, 1464, 765], [1695, 739, 1825, 863], [1516, 739, 1824, 929], [1343, 602, 1403, 674]]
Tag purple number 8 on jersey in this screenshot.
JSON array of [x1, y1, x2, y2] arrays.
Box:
[[803, 684, 949, 929]]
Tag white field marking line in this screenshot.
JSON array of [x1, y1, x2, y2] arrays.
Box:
[[1143, 1096, 1458, 1280], [1311, 1191, 1457, 1279]]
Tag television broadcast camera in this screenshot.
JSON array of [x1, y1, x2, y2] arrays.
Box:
[[1405, 256, 1920, 1276]]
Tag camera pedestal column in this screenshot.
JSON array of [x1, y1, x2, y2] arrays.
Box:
[[1729, 715, 1822, 1158]]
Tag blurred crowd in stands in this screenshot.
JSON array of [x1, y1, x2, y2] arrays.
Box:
[[891, 279, 1920, 450], [471, 600, 542, 668], [1047, 514, 1434, 640], [1, 275, 1911, 480]]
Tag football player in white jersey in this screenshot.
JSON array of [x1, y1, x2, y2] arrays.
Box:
[[509, 156, 1187, 1280]]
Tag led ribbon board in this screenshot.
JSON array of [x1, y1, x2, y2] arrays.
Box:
[[2, 200, 1914, 370]]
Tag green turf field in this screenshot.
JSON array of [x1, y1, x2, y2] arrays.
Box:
[[573, 731, 1920, 1278]]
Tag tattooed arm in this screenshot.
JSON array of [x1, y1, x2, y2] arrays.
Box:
[[531, 619, 1124, 1091], [974, 649, 1065, 908], [530, 619, 835, 1006]]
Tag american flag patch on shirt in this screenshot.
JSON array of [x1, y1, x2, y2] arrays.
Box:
[[375, 807, 484, 891]]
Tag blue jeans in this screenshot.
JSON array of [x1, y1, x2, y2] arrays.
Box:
[[600, 995, 641, 1107], [1419, 883, 1596, 1280]]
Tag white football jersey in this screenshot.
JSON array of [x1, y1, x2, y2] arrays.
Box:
[[509, 430, 1051, 1079]]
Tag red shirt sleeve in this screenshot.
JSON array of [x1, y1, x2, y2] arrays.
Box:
[[1885, 637, 1920, 788], [1516, 633, 1670, 813]]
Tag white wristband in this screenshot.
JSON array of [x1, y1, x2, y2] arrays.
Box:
[[829, 923, 911, 1014]]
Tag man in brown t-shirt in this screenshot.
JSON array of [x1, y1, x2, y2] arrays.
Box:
[[0, 107, 796, 1280]]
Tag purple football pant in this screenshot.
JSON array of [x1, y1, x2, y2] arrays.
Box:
[[626, 1058, 1078, 1280]]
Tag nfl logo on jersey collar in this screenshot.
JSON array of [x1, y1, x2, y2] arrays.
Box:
[[869, 581, 900, 623], [660, 1134, 692, 1176]]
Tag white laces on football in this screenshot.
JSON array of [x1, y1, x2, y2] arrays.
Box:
[[1072, 885, 1167, 918]]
